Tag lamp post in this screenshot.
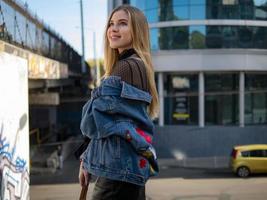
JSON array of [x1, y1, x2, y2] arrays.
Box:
[[80, 0, 86, 73], [85, 28, 100, 86], [75, 25, 100, 86]]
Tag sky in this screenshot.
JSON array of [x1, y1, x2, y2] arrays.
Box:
[[23, 0, 108, 59]]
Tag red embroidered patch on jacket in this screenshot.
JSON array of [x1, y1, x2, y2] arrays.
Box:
[[135, 128, 152, 144], [139, 158, 147, 168]]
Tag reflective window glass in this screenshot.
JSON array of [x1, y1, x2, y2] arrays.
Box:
[[255, 4, 267, 20], [190, 0, 206, 5], [145, 9, 158, 23], [159, 5, 177, 21], [130, 0, 145, 10], [189, 26, 206, 49], [205, 74, 239, 92], [173, 5, 189, 20], [205, 94, 239, 125], [221, 26, 238, 48], [254, 27, 267, 49], [153, 26, 267, 50], [245, 93, 267, 124], [245, 74, 267, 91], [150, 28, 159, 51], [253, 0, 267, 6], [173, 0, 189, 6], [205, 74, 239, 125], [159, 26, 189, 50], [164, 74, 198, 125], [245, 74, 267, 125], [222, 4, 240, 19], [206, 4, 220, 19], [238, 26, 253, 48], [145, 0, 158, 10], [133, 0, 267, 21], [190, 5, 206, 19], [240, 4, 254, 19], [206, 26, 223, 48]]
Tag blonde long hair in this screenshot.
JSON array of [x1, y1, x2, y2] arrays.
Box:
[[103, 5, 159, 119]]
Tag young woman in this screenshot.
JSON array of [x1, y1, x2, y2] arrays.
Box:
[[78, 5, 159, 200]]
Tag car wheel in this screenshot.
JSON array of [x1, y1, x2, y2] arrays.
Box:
[[237, 166, 250, 177]]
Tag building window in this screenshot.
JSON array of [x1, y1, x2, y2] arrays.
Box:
[[152, 26, 267, 51], [189, 25, 206, 49], [164, 74, 198, 125], [245, 74, 267, 125], [132, 0, 267, 22], [150, 28, 159, 50], [159, 26, 189, 50], [205, 74, 239, 125]]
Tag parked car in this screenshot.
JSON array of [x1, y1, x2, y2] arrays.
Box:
[[230, 144, 267, 177]]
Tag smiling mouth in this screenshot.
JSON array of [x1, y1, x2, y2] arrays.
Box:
[[110, 36, 121, 40]]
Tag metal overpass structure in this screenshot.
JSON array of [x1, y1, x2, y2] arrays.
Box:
[[0, 0, 92, 138]]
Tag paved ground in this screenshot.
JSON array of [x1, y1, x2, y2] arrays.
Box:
[[30, 176, 267, 200], [30, 155, 267, 200]]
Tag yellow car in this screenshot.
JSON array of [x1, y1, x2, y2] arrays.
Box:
[[230, 144, 267, 177]]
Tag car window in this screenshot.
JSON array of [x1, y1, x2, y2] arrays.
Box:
[[249, 150, 264, 157], [264, 150, 267, 158], [241, 151, 250, 157]]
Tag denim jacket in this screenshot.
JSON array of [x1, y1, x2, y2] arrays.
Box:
[[80, 76, 158, 186]]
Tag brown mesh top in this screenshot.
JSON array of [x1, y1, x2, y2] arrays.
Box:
[[111, 49, 149, 92]]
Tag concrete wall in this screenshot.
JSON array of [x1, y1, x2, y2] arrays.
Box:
[[154, 125, 267, 159], [152, 49, 267, 72], [0, 52, 29, 199]]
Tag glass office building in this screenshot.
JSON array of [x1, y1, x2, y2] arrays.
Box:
[[109, 0, 267, 127]]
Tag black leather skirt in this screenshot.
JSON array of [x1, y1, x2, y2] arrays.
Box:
[[91, 177, 145, 200]]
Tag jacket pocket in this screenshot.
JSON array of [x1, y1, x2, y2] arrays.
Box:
[[99, 136, 121, 170], [91, 136, 121, 168], [104, 136, 120, 160]]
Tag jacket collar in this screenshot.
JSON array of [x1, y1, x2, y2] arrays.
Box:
[[100, 76, 152, 104], [121, 81, 152, 104]]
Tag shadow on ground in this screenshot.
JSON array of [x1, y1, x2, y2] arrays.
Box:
[[30, 153, 267, 185]]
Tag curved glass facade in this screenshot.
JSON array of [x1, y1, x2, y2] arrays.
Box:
[[151, 26, 267, 50], [130, 0, 267, 22], [125, 1, 267, 126]]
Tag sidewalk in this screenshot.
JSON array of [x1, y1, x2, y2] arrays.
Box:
[[30, 153, 267, 200], [30, 176, 267, 200]]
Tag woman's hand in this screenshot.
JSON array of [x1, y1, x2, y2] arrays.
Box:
[[79, 160, 91, 187]]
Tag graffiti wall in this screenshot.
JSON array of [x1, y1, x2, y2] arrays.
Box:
[[0, 52, 29, 200]]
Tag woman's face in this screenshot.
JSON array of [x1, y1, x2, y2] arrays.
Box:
[[107, 10, 133, 53]]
